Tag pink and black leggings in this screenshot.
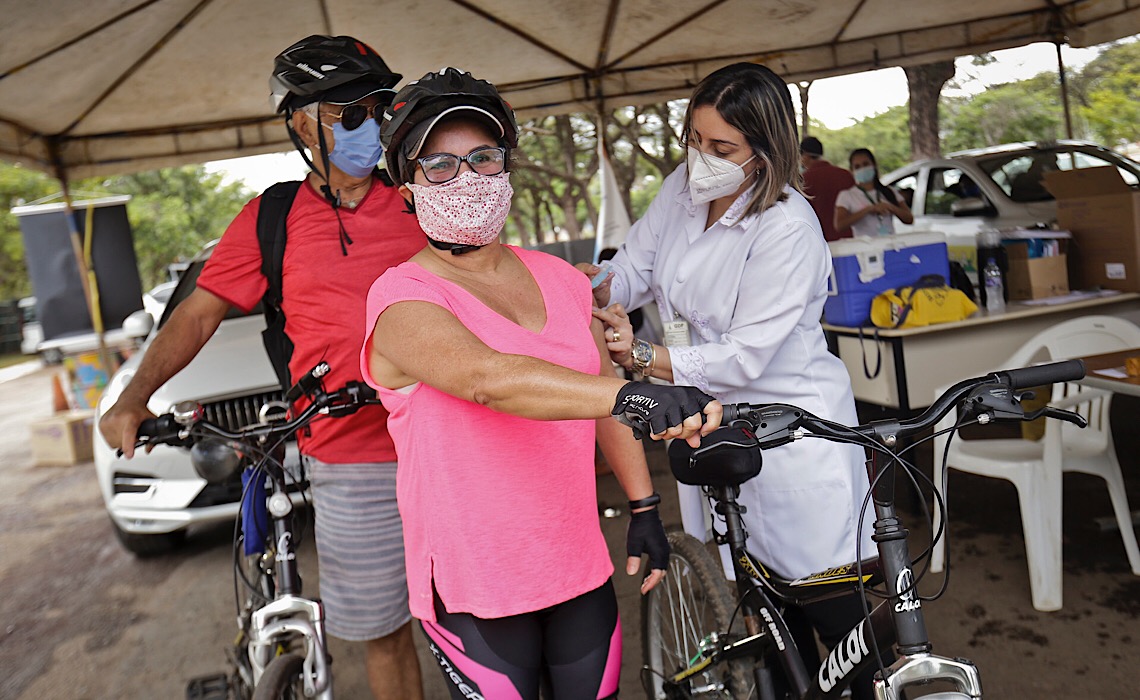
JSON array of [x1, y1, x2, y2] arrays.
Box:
[[420, 579, 622, 700]]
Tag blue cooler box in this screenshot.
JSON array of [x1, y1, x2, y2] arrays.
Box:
[[824, 232, 950, 326]]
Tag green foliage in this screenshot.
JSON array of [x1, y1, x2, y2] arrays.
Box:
[[813, 40, 1139, 171], [0, 161, 251, 302], [1077, 41, 1140, 147], [508, 102, 684, 244], [809, 104, 912, 173], [102, 166, 251, 288], [0, 162, 57, 299], [941, 73, 1065, 152]]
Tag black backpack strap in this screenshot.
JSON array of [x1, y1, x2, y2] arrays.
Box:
[[892, 274, 947, 329], [256, 180, 303, 391]]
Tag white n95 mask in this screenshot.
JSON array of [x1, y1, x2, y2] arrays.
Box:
[[687, 146, 756, 205]]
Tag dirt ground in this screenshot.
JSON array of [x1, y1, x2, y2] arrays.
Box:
[[1, 362, 1138, 699]]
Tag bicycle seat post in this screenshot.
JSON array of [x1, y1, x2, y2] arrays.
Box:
[[713, 484, 813, 697]]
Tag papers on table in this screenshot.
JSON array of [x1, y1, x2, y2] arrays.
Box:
[[1094, 367, 1130, 379], [1020, 289, 1123, 306]]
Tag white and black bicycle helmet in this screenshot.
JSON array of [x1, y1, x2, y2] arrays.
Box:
[[269, 35, 402, 215], [270, 35, 401, 113], [381, 67, 519, 186]]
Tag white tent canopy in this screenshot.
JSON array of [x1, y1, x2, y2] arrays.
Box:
[[2, 0, 1139, 180]]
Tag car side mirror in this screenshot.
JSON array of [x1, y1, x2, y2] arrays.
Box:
[[951, 196, 996, 217], [123, 309, 155, 338]]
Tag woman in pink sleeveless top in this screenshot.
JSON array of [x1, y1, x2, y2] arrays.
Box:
[[358, 68, 723, 700]]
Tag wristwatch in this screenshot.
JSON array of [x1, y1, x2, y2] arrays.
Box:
[[630, 338, 655, 377]]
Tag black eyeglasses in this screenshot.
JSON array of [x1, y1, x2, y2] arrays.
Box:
[[416, 146, 508, 184]]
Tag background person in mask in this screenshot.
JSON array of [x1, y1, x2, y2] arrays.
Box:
[[365, 67, 722, 699], [584, 63, 881, 699], [834, 147, 913, 237], [98, 35, 427, 700]]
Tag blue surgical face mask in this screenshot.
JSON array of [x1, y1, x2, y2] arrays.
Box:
[[327, 118, 383, 178], [853, 165, 876, 185]]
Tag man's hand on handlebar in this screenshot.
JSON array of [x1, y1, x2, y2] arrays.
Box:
[[98, 398, 157, 459]]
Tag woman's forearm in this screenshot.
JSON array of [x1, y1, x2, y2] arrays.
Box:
[[834, 206, 870, 231], [596, 415, 655, 504], [469, 352, 628, 419]]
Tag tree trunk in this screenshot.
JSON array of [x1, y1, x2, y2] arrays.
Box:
[[904, 60, 955, 160], [796, 81, 812, 138]]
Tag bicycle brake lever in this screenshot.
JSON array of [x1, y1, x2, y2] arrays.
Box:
[[117, 437, 153, 460], [1024, 406, 1088, 429], [963, 384, 1025, 422]]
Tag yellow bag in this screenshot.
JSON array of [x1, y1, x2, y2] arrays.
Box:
[[870, 274, 978, 329]]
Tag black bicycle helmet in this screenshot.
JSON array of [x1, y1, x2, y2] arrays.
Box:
[[270, 35, 401, 113], [381, 67, 519, 185]]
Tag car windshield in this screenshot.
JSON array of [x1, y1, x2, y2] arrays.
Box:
[[974, 145, 1140, 203], [158, 260, 261, 330]]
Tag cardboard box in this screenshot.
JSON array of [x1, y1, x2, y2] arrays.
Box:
[[29, 410, 95, 466], [1002, 232, 1070, 300], [1045, 167, 1140, 292]]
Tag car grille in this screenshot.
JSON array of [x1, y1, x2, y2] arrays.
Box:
[[201, 390, 286, 432]]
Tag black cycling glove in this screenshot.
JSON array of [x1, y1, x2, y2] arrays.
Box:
[[611, 382, 715, 439], [627, 507, 670, 571]]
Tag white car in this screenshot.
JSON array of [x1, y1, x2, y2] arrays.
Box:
[[18, 296, 41, 356], [882, 140, 1140, 276], [142, 280, 178, 322], [94, 242, 299, 556]]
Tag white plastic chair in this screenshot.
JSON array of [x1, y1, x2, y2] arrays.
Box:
[[931, 315, 1140, 611]]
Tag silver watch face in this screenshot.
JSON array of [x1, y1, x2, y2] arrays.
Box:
[[632, 340, 653, 367]]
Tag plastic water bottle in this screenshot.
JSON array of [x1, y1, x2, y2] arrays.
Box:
[[983, 258, 1005, 312]]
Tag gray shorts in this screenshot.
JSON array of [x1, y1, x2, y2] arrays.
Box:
[[304, 457, 411, 641]]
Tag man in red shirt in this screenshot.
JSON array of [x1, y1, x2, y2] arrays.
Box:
[[800, 136, 856, 241], [99, 36, 425, 700]]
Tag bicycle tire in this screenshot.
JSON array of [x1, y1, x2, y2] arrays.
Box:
[[641, 531, 751, 699], [251, 653, 306, 700]]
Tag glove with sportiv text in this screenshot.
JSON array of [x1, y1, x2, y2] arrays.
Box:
[[611, 382, 714, 439], [627, 506, 670, 571]]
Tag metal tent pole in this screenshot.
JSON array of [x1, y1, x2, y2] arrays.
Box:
[[1056, 41, 1074, 140]]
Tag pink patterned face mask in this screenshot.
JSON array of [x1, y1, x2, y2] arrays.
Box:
[[406, 171, 514, 247]]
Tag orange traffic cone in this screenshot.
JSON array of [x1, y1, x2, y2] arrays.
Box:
[[51, 373, 71, 413]]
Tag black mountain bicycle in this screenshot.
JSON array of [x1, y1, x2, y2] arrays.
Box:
[[621, 360, 1089, 699], [131, 362, 378, 700]]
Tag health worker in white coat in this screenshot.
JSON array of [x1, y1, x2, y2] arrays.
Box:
[[588, 62, 879, 699]]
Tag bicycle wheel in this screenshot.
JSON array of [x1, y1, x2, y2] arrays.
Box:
[[642, 531, 751, 699], [251, 653, 306, 700]]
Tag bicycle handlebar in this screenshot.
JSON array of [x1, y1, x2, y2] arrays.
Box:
[[719, 359, 1087, 448], [992, 358, 1085, 390], [134, 363, 379, 450]]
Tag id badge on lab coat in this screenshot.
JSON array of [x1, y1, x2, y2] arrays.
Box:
[[663, 319, 690, 347]]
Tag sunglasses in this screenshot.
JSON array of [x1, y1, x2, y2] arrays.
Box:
[[416, 146, 508, 184], [322, 91, 395, 131]]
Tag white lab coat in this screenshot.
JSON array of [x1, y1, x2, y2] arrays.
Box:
[[608, 165, 875, 579]]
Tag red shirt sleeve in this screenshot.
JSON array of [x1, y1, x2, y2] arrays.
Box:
[[196, 197, 270, 313]]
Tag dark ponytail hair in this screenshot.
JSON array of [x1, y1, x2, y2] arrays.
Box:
[[849, 148, 898, 206]]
